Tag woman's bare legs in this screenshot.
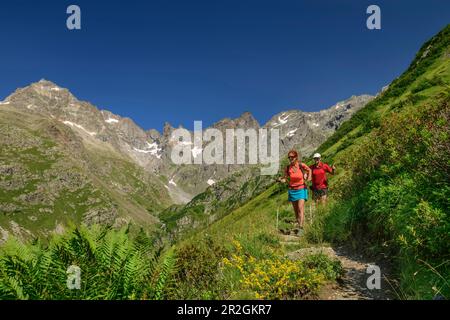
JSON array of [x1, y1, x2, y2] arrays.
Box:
[[291, 200, 305, 228], [298, 199, 305, 228], [291, 200, 299, 227]]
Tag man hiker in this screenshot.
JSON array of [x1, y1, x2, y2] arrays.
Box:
[[277, 150, 312, 236], [309, 153, 335, 204]]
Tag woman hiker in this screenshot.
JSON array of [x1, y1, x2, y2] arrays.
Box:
[[278, 150, 312, 236], [309, 153, 336, 204]]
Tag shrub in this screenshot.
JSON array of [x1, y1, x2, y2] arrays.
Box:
[[170, 236, 228, 299], [399, 201, 449, 258], [303, 253, 344, 281]]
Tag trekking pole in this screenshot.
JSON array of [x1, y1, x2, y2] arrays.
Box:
[[276, 206, 279, 230], [276, 181, 281, 230], [276, 179, 284, 231], [309, 200, 312, 224]]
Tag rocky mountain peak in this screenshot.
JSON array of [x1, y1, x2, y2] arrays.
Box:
[[163, 122, 174, 137], [36, 79, 61, 87], [147, 129, 162, 141], [4, 79, 75, 107], [211, 111, 260, 131], [261, 94, 374, 156], [235, 111, 260, 128], [29, 79, 70, 96]]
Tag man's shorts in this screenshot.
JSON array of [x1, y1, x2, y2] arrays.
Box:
[[312, 188, 328, 200]]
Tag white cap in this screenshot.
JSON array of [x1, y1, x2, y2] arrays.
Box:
[[313, 153, 321, 159]]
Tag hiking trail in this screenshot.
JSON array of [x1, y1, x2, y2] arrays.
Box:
[[277, 205, 396, 300]]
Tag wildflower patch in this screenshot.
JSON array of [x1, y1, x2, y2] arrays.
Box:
[[222, 240, 342, 299]]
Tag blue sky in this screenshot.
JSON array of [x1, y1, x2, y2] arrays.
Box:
[[0, 0, 449, 131]]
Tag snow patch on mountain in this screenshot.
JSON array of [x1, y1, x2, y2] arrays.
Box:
[[133, 142, 162, 158], [105, 118, 119, 124], [271, 113, 291, 127], [62, 121, 97, 136], [146, 142, 162, 158], [335, 102, 344, 109], [133, 147, 152, 153], [279, 114, 290, 124], [286, 129, 298, 137]]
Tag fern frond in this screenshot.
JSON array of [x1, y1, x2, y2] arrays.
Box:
[[6, 276, 29, 300], [153, 247, 177, 300]]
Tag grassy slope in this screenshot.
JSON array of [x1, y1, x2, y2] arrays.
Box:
[[173, 183, 343, 299], [306, 25, 450, 299], [188, 185, 287, 248], [175, 24, 450, 300], [159, 166, 274, 238]]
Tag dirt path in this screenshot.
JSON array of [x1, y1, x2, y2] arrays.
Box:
[[317, 246, 395, 300], [280, 234, 396, 300]]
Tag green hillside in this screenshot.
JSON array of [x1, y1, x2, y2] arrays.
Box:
[[309, 25, 450, 299], [159, 166, 275, 239], [0, 106, 171, 240], [172, 24, 450, 299]]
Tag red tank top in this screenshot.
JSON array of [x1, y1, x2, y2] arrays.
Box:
[[285, 163, 309, 190]]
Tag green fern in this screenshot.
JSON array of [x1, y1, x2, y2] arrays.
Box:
[[0, 225, 172, 300], [153, 247, 177, 300]]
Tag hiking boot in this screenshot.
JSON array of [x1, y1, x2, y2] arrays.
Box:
[[296, 229, 304, 237]]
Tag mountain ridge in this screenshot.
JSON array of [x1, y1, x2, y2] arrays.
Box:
[[1, 79, 374, 201], [0, 79, 374, 240]]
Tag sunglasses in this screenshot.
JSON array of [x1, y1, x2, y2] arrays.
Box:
[[288, 156, 296, 159]]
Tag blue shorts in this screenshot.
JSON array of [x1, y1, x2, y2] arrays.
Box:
[[288, 188, 308, 202]]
